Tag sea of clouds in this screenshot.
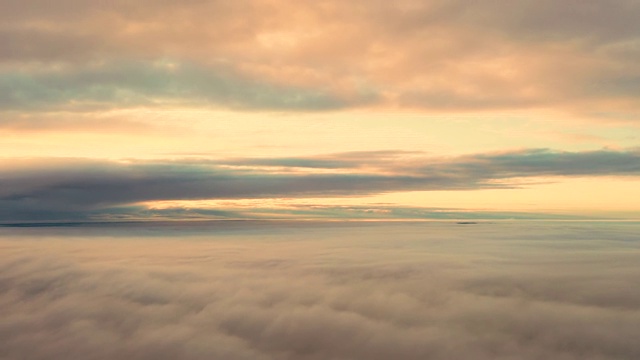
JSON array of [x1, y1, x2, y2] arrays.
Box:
[[1, 221, 639, 360]]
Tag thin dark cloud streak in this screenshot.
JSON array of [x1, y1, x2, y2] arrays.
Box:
[[224, 148, 640, 177]]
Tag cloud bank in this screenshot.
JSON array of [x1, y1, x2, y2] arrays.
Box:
[[1, 148, 639, 221], [1, 222, 640, 359]]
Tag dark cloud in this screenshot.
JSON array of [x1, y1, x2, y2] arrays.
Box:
[[1, 221, 640, 359], [0, 159, 429, 211], [1, 148, 639, 222], [439, 148, 640, 177], [48, 204, 584, 223]]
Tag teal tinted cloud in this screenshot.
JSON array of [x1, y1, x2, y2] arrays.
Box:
[[0, 60, 364, 111]]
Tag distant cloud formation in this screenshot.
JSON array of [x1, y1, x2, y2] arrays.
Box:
[[1, 0, 639, 116], [1, 148, 639, 221], [1, 222, 639, 359]]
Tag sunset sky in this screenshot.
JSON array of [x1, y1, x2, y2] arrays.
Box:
[[2, 0, 640, 222]]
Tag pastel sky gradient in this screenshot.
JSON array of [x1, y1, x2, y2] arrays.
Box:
[[2, 0, 640, 221]]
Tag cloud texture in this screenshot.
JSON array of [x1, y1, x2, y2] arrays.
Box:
[[1, 221, 640, 359], [1, 0, 640, 116]]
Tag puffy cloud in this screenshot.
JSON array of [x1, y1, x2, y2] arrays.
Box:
[[1, 222, 640, 359]]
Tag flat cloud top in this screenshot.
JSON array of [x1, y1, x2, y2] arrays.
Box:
[[2, 221, 640, 359]]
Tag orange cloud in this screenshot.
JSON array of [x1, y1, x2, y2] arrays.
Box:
[[1, 0, 639, 116]]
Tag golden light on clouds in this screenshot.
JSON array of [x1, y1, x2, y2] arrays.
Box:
[[1, 0, 639, 221]]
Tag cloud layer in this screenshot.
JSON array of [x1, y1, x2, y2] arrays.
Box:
[[1, 148, 639, 221], [2, 0, 640, 116], [1, 221, 640, 359]]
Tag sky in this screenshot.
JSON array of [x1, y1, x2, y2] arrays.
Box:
[[2, 0, 640, 222]]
